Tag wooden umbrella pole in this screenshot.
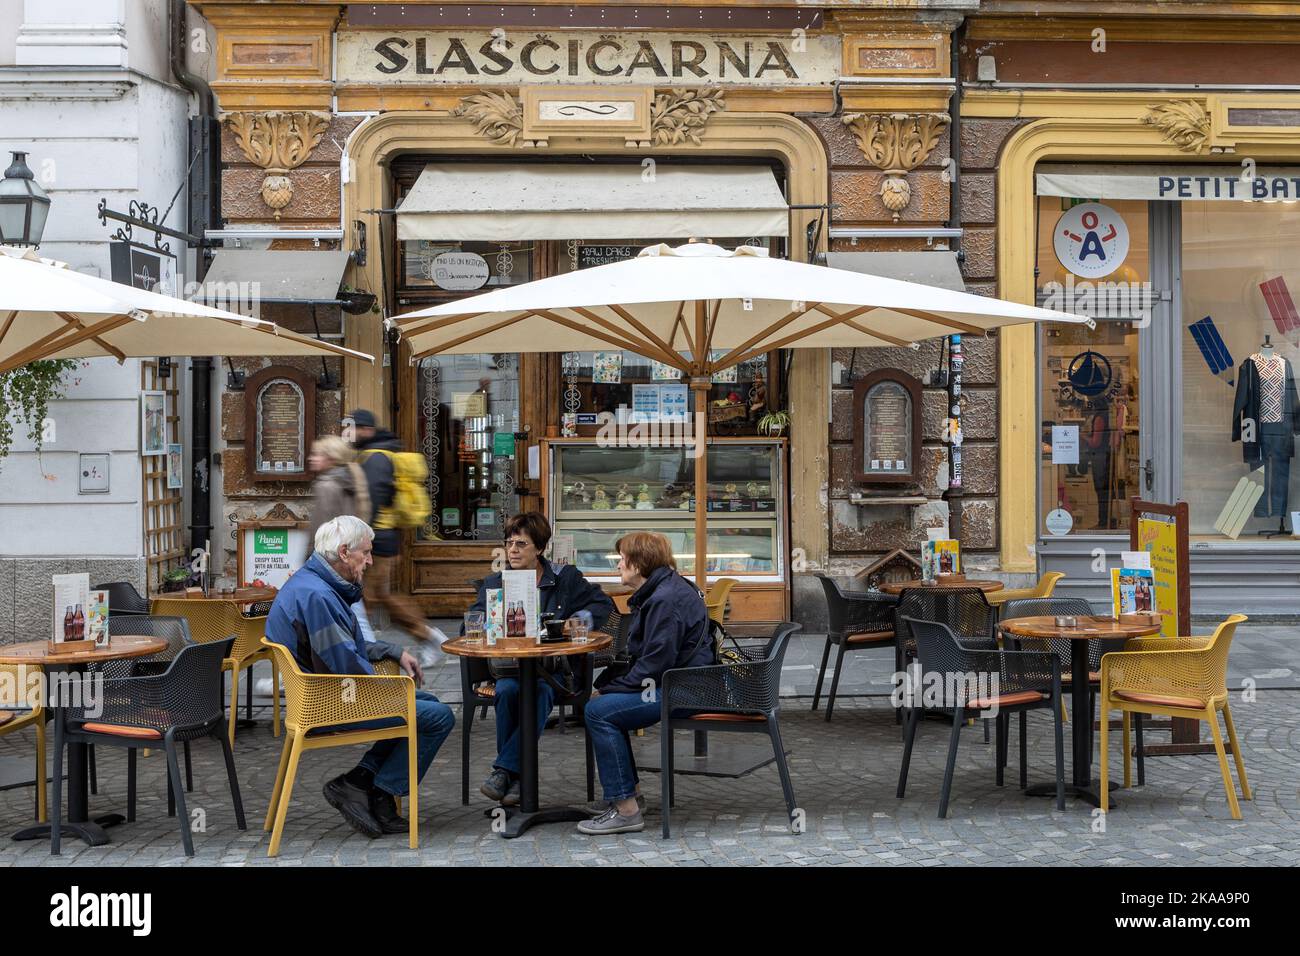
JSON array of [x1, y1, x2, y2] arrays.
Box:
[[693, 299, 709, 589]]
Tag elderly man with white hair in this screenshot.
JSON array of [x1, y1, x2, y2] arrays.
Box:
[[266, 515, 454, 839]]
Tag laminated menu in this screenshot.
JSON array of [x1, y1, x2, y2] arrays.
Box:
[[87, 590, 110, 648], [485, 588, 505, 645], [1111, 567, 1155, 615]]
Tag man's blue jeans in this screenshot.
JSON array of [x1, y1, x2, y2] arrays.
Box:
[[350, 690, 455, 798], [492, 677, 556, 776], [584, 689, 661, 803]]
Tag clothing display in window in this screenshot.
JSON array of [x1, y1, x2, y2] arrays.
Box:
[[1231, 352, 1300, 518]]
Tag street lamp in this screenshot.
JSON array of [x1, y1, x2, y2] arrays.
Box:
[[0, 151, 51, 247]]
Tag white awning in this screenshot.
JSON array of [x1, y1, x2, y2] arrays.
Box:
[[197, 250, 351, 304], [395, 163, 789, 242], [1036, 163, 1300, 201], [824, 251, 965, 292]]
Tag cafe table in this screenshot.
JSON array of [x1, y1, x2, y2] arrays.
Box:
[[1, 636, 169, 847], [148, 586, 278, 605], [440, 631, 611, 839], [998, 614, 1163, 806], [880, 578, 1005, 596]]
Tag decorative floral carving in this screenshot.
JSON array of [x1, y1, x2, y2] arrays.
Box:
[[842, 112, 950, 220], [224, 111, 331, 218], [453, 91, 525, 147], [650, 88, 725, 146], [1142, 100, 1211, 153]]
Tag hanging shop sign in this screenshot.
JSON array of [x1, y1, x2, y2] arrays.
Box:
[[244, 366, 316, 483], [109, 240, 177, 296], [1053, 202, 1130, 280], [337, 31, 842, 85]]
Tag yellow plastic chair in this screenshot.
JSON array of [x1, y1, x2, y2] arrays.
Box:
[[151, 598, 281, 748], [0, 663, 46, 823], [260, 640, 418, 857], [986, 571, 1065, 607], [705, 578, 739, 626], [1099, 614, 1251, 819]]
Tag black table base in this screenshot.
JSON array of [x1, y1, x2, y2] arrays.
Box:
[[499, 805, 594, 840], [1024, 780, 1118, 808], [12, 812, 124, 847]]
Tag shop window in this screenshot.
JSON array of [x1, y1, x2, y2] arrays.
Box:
[[1035, 198, 1149, 535], [415, 353, 521, 540], [398, 239, 533, 294], [1181, 201, 1300, 536]]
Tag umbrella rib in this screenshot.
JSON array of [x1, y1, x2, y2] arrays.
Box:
[[603, 305, 682, 367], [536, 310, 687, 370], [705, 299, 722, 355], [56, 311, 126, 364], [673, 302, 696, 361], [891, 307, 987, 336], [725, 307, 871, 370], [0, 314, 136, 373], [569, 307, 683, 370], [410, 311, 533, 360], [0, 311, 15, 346], [395, 311, 485, 334], [709, 302, 822, 372], [843, 319, 912, 348]]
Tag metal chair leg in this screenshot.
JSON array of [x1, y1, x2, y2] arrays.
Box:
[[1019, 710, 1028, 790], [460, 698, 474, 806], [938, 705, 964, 818], [811, 637, 832, 712], [581, 705, 595, 803], [127, 749, 137, 823], [768, 717, 798, 827], [1053, 695, 1066, 811], [1134, 712, 1145, 786], [660, 722, 672, 839], [896, 705, 920, 798], [184, 740, 193, 791], [825, 640, 848, 723], [88, 744, 97, 795], [50, 710, 64, 856], [164, 738, 194, 856], [217, 722, 247, 830], [994, 713, 1005, 787]]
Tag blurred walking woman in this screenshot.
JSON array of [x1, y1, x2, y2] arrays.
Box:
[[305, 436, 371, 563]]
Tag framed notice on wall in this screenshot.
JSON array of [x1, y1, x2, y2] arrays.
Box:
[[852, 369, 922, 485], [236, 520, 310, 589], [244, 366, 316, 482]]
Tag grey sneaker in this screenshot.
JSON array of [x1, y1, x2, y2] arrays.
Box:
[[577, 804, 644, 835], [480, 769, 511, 802], [501, 778, 521, 807], [585, 794, 646, 815]]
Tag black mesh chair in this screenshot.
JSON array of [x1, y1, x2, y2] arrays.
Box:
[[894, 588, 999, 736], [91, 581, 150, 616], [812, 575, 898, 721], [896, 617, 1064, 817], [54, 637, 245, 856], [659, 623, 801, 838]]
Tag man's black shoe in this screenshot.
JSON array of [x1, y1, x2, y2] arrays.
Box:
[[369, 789, 410, 835], [324, 774, 382, 839]]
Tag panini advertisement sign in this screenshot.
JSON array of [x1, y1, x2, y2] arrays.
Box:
[[337, 31, 841, 85]]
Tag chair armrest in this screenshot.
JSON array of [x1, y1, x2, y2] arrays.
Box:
[[1099, 648, 1213, 696], [374, 658, 402, 676], [836, 592, 899, 635], [70, 673, 219, 729], [957, 648, 1061, 698], [662, 659, 780, 715], [296, 671, 416, 726]]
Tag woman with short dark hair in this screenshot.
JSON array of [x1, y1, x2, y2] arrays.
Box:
[[466, 511, 614, 807], [577, 531, 712, 835]]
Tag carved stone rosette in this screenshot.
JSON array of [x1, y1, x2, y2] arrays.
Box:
[[843, 112, 950, 220], [650, 88, 725, 146], [453, 91, 526, 147], [1142, 100, 1211, 153], [224, 111, 331, 218]]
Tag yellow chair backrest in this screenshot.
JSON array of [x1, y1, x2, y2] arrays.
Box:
[[1033, 571, 1066, 598], [704, 578, 738, 626], [260, 639, 411, 733], [0, 663, 41, 715], [1202, 614, 1247, 696], [151, 597, 265, 662]]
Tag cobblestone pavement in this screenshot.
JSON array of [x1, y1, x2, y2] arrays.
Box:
[[1, 684, 1295, 866]]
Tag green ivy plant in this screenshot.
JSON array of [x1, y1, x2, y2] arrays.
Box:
[[0, 358, 79, 468]]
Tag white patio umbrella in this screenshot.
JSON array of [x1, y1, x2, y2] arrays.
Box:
[[0, 245, 374, 372], [393, 242, 1091, 583]]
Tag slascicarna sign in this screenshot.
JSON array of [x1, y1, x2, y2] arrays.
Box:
[[336, 31, 841, 85]]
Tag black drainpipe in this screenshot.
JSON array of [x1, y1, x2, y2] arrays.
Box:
[[171, 0, 219, 556], [944, 19, 967, 542]]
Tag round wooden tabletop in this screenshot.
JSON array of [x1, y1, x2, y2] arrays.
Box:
[[999, 614, 1164, 641], [150, 587, 277, 604], [880, 578, 1005, 595], [0, 635, 169, 666], [439, 632, 613, 659]]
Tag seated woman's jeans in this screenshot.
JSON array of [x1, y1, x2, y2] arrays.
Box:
[[583, 689, 661, 803], [492, 677, 556, 775]]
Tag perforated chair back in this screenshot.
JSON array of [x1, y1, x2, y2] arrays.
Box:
[[96, 614, 194, 679], [664, 622, 800, 717], [704, 578, 738, 625], [93, 581, 149, 615], [894, 587, 996, 661], [151, 597, 266, 664]]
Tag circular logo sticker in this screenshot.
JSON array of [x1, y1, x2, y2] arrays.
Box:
[[1053, 202, 1130, 279], [430, 251, 490, 291], [1045, 508, 1074, 536], [1068, 349, 1113, 398]]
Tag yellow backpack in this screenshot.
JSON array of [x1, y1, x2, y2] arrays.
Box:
[[360, 449, 431, 530]]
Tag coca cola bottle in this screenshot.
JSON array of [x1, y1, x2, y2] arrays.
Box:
[[63, 606, 74, 640], [73, 604, 85, 640]]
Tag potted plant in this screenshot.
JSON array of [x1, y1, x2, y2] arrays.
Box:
[[757, 409, 791, 437], [337, 284, 378, 315], [160, 567, 191, 593]]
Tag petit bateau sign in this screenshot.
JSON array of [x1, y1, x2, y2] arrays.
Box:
[[336, 31, 841, 85]]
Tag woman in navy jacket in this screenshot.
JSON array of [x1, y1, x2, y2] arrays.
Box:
[[468, 512, 614, 807], [578, 531, 712, 835]]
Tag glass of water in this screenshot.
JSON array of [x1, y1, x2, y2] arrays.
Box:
[[463, 610, 486, 644], [570, 618, 590, 644]]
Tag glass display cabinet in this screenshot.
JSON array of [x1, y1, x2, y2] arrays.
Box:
[[543, 438, 787, 585]]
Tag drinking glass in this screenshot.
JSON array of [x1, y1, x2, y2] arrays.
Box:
[[463, 610, 486, 644], [571, 619, 590, 644]]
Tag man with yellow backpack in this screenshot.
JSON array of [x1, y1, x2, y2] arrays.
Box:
[[346, 409, 439, 643]]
